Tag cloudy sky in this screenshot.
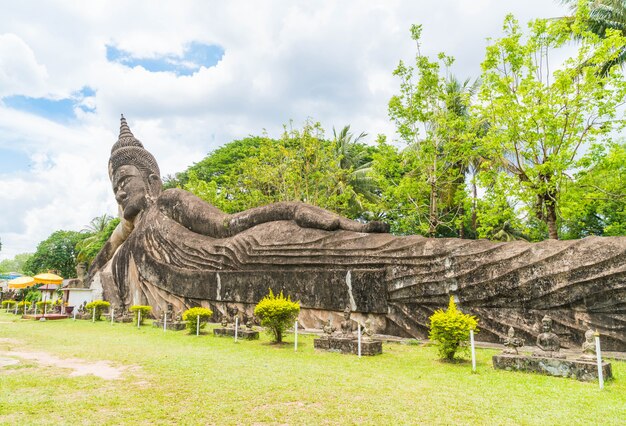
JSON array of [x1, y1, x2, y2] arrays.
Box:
[[0, 0, 568, 261]]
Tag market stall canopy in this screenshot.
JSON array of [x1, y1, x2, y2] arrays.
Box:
[[8, 276, 35, 289], [34, 273, 64, 285]]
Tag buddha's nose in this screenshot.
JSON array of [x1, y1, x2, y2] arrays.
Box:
[[115, 190, 127, 204]]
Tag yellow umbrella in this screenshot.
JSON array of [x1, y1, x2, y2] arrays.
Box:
[[8, 276, 35, 289], [34, 273, 64, 285]]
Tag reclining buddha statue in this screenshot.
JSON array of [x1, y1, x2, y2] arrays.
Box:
[[88, 116, 626, 351]]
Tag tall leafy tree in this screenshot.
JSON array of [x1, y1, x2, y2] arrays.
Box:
[[387, 24, 478, 237], [75, 215, 120, 266], [560, 0, 626, 75], [23, 230, 86, 278], [477, 13, 626, 239]]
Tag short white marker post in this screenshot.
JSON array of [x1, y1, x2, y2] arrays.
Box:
[[595, 332, 604, 390], [92, 307, 96, 323], [137, 310, 141, 329], [234, 317, 239, 342], [196, 315, 200, 336], [73, 308, 77, 321], [294, 320, 298, 352], [110, 308, 115, 325], [163, 311, 167, 332], [14, 302, 18, 315], [358, 323, 362, 358], [470, 329, 476, 373], [34, 304, 38, 317], [44, 302, 48, 317]]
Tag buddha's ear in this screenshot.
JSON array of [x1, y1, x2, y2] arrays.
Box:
[[147, 173, 163, 194]]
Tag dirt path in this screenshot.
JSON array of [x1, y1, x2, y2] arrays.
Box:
[[0, 339, 136, 380]]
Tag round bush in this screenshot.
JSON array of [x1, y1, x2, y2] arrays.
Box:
[[130, 305, 153, 325], [2, 300, 17, 308], [85, 300, 111, 321], [17, 301, 32, 314], [182, 307, 213, 334], [254, 289, 300, 343], [429, 296, 478, 360], [36, 300, 53, 310]]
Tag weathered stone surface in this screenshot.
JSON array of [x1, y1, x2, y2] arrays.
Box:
[[89, 117, 626, 351], [213, 327, 259, 340], [152, 320, 186, 331], [493, 354, 612, 382], [313, 336, 382, 356]]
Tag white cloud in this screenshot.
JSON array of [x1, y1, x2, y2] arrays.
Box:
[[0, 0, 568, 261]]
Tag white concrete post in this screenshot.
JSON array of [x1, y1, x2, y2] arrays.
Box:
[[110, 308, 115, 325], [92, 307, 96, 323], [163, 311, 167, 332], [137, 310, 141, 329], [196, 315, 200, 336], [14, 302, 18, 315], [595, 332, 604, 390], [235, 317, 239, 342], [34, 304, 37, 317], [358, 323, 362, 358], [470, 329, 476, 372], [294, 320, 298, 352], [73, 308, 77, 321]]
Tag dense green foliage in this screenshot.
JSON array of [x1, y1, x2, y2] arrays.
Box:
[[429, 296, 478, 360], [35, 300, 52, 311], [254, 289, 300, 343], [1, 300, 16, 308], [182, 307, 213, 334], [0, 253, 33, 274], [130, 305, 153, 325], [23, 230, 86, 278], [85, 300, 111, 321]]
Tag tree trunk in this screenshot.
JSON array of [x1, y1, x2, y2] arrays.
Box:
[[546, 199, 559, 240]]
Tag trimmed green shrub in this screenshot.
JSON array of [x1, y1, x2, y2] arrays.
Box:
[[85, 300, 111, 321], [429, 296, 478, 361], [17, 301, 32, 314], [253, 289, 300, 343], [2, 300, 17, 309], [129, 305, 153, 326], [182, 307, 213, 334], [36, 300, 53, 310]]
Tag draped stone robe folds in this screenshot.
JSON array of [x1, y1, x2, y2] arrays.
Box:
[[89, 202, 626, 351]]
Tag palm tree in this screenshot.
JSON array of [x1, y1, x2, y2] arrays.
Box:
[[331, 126, 380, 215], [76, 214, 116, 264], [560, 0, 626, 75]]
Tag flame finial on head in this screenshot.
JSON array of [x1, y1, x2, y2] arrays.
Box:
[[109, 115, 160, 178]]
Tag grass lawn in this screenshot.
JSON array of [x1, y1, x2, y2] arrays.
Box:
[[0, 311, 624, 425]]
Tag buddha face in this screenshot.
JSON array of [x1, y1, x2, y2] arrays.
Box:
[[112, 165, 151, 221]]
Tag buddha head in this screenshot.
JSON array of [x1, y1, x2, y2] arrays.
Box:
[[541, 315, 553, 333], [109, 116, 162, 221]]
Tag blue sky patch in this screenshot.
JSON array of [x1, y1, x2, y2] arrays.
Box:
[[0, 148, 32, 174], [2, 86, 96, 122], [106, 42, 224, 76]]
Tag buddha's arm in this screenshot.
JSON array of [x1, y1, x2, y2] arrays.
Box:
[[157, 189, 230, 237], [158, 189, 389, 237]]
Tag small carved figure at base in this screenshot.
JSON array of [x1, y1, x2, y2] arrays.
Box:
[[321, 317, 335, 339], [243, 312, 254, 329], [502, 326, 524, 355], [340, 306, 354, 337], [532, 315, 565, 359], [578, 329, 597, 362]]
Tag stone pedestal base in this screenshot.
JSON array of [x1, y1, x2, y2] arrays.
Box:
[[493, 354, 612, 382], [314, 336, 382, 356], [153, 320, 186, 331], [213, 327, 259, 340]]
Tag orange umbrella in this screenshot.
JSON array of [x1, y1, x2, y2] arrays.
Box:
[[8, 276, 35, 289], [34, 273, 64, 285]]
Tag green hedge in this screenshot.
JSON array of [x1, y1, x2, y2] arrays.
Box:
[[130, 305, 152, 325], [182, 307, 213, 334], [254, 289, 300, 343], [85, 300, 111, 321], [428, 296, 478, 360]]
